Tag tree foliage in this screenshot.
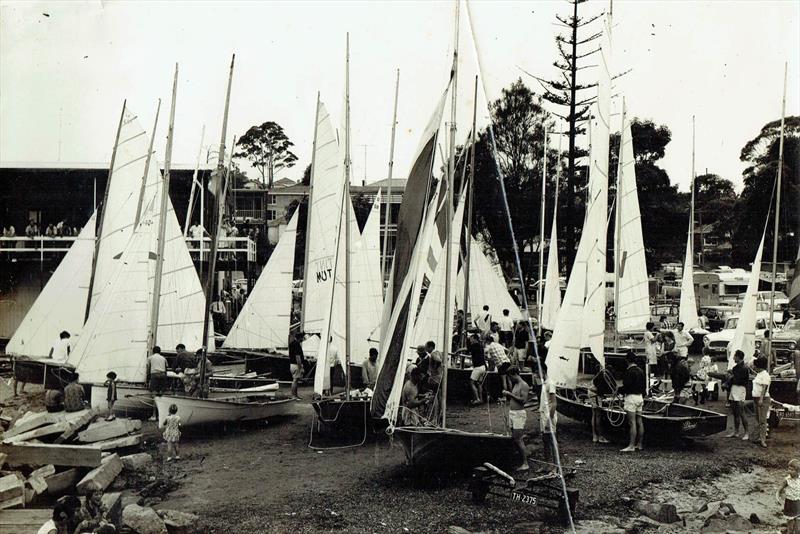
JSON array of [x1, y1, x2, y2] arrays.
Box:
[[234, 121, 298, 188]]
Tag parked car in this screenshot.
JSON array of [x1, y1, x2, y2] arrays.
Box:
[[650, 303, 679, 327], [699, 305, 739, 332], [756, 318, 800, 365], [703, 316, 772, 360]]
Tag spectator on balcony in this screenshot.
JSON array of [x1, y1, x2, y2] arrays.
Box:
[[2, 225, 15, 237], [55, 220, 65, 236], [45, 223, 56, 237], [25, 220, 39, 237]]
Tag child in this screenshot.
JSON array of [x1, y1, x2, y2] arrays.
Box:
[[160, 403, 181, 461], [692, 355, 718, 405], [104, 372, 117, 421], [776, 458, 800, 533]]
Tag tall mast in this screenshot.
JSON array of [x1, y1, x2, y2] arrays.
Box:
[[766, 63, 788, 370], [537, 128, 547, 339], [382, 69, 400, 289], [613, 99, 626, 353], [146, 65, 178, 356], [135, 100, 162, 228], [184, 125, 206, 237], [691, 115, 696, 268], [462, 75, 478, 348], [300, 93, 321, 330], [84, 100, 126, 323], [344, 33, 353, 399], [441, 0, 459, 429], [200, 54, 235, 393]]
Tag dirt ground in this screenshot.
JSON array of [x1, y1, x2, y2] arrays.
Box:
[[2, 379, 797, 533]]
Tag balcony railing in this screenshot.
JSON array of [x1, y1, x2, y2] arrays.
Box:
[[0, 236, 256, 263]]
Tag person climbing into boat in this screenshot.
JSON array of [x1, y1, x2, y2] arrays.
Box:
[[588, 365, 614, 444], [643, 322, 660, 378], [725, 350, 750, 440], [475, 305, 492, 336], [400, 367, 432, 426], [538, 360, 558, 471], [671, 353, 691, 404], [485, 334, 511, 392], [362, 347, 379, 390], [289, 331, 305, 399], [468, 333, 487, 405], [619, 351, 646, 452], [776, 458, 800, 531], [502, 366, 530, 472], [752, 355, 772, 448], [497, 309, 514, 349]]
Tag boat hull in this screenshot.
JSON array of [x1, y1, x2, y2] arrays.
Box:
[[310, 398, 387, 437], [446, 367, 536, 404], [12, 358, 76, 389], [393, 426, 518, 472], [154, 393, 297, 428], [555, 387, 728, 442]]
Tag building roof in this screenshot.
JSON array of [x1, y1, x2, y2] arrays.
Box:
[[273, 177, 297, 188]]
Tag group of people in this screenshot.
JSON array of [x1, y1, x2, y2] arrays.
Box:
[[39, 490, 117, 534], [1, 220, 79, 239]]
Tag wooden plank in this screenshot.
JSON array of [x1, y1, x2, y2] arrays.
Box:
[[77, 418, 141, 443], [0, 443, 101, 468], [44, 469, 82, 496], [53, 411, 95, 444], [0, 509, 52, 534], [94, 434, 142, 452], [3, 422, 71, 444]]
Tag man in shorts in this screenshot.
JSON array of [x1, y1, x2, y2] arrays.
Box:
[[619, 352, 646, 452], [502, 366, 530, 471], [288, 332, 305, 399], [147, 346, 168, 421], [468, 333, 487, 405]]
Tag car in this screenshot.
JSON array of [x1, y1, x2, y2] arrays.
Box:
[[650, 303, 679, 326], [698, 305, 738, 332], [756, 318, 800, 365], [702, 316, 772, 360]]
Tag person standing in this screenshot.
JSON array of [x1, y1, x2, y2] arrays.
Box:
[[752, 355, 772, 448], [497, 309, 514, 349], [468, 333, 487, 405], [539, 360, 558, 470], [671, 354, 691, 404], [512, 320, 529, 369], [160, 404, 182, 461], [325, 336, 339, 396], [674, 322, 694, 359], [211, 297, 227, 333], [502, 366, 530, 472], [362, 347, 379, 390], [776, 459, 800, 530], [174, 343, 196, 372], [475, 305, 492, 336], [643, 322, 660, 379], [484, 335, 511, 392], [147, 346, 168, 421], [698, 311, 709, 330], [588, 365, 613, 444], [105, 372, 117, 421], [289, 332, 305, 399], [48, 331, 71, 362], [725, 350, 750, 440], [619, 352, 646, 452]]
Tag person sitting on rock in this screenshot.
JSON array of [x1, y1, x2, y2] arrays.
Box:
[[63, 374, 87, 412], [72, 489, 108, 533]]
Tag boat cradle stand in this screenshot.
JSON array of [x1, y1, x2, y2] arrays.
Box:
[[469, 463, 578, 525]]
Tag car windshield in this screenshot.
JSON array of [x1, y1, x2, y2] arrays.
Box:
[[726, 317, 739, 329]]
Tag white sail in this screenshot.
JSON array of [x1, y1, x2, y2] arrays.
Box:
[[91, 108, 160, 310], [302, 101, 344, 337], [615, 118, 650, 333], [727, 231, 767, 369], [678, 237, 700, 330], [455, 238, 521, 323], [223, 210, 299, 351], [541, 218, 561, 330], [6, 212, 97, 357], [414, 190, 466, 352], [67, 197, 159, 383]]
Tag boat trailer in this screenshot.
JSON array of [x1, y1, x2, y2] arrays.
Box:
[[469, 463, 578, 525]]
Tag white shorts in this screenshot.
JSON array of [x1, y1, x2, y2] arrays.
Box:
[[624, 394, 644, 413], [508, 409, 527, 430], [470, 365, 487, 382], [729, 384, 746, 402]]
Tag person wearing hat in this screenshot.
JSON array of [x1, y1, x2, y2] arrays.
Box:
[[288, 332, 305, 399]]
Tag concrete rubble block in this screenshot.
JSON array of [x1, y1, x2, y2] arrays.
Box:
[[122, 504, 168, 534], [0, 442, 102, 468], [95, 433, 143, 452], [78, 418, 142, 443], [101, 491, 123, 525], [3, 421, 71, 444], [76, 453, 123, 494], [0, 474, 25, 509], [633, 500, 681, 524], [157, 509, 200, 534], [121, 452, 153, 471], [44, 468, 83, 496], [55, 410, 96, 444]]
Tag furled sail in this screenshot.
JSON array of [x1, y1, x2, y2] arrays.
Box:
[[371, 87, 448, 422], [223, 210, 299, 351], [455, 238, 521, 323], [541, 218, 561, 330], [6, 212, 97, 357], [615, 118, 650, 333], [727, 230, 767, 369], [678, 238, 700, 330]]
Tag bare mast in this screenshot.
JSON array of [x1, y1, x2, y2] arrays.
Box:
[[382, 69, 400, 289], [462, 75, 478, 349], [344, 33, 353, 399], [537, 128, 548, 339], [300, 93, 321, 330]]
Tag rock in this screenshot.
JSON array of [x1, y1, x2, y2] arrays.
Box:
[[510, 521, 543, 533], [120, 492, 143, 510], [121, 452, 153, 471], [633, 500, 681, 523], [718, 501, 736, 515], [76, 453, 123, 494], [122, 504, 168, 534], [101, 491, 122, 525], [156, 509, 199, 534], [749, 512, 760, 524], [701, 513, 754, 533]]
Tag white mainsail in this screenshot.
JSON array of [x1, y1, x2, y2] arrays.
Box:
[[455, 238, 521, 322], [541, 218, 561, 330], [678, 238, 700, 330], [615, 117, 650, 333], [6, 212, 97, 357], [223, 210, 299, 350], [727, 231, 767, 369]]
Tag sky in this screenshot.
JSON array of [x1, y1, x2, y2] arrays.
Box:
[[1, 0, 799, 193]]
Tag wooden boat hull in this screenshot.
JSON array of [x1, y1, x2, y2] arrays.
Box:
[[310, 398, 387, 437], [555, 387, 728, 442], [223, 349, 311, 381], [393, 426, 518, 472], [12, 357, 76, 389], [446, 367, 536, 404], [154, 393, 297, 428]]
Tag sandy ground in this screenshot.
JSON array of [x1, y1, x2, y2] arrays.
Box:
[[2, 379, 797, 533]]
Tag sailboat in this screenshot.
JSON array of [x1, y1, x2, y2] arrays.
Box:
[[551, 11, 726, 440]]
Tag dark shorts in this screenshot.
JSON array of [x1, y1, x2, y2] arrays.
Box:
[[498, 362, 511, 375], [149, 372, 167, 394]]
